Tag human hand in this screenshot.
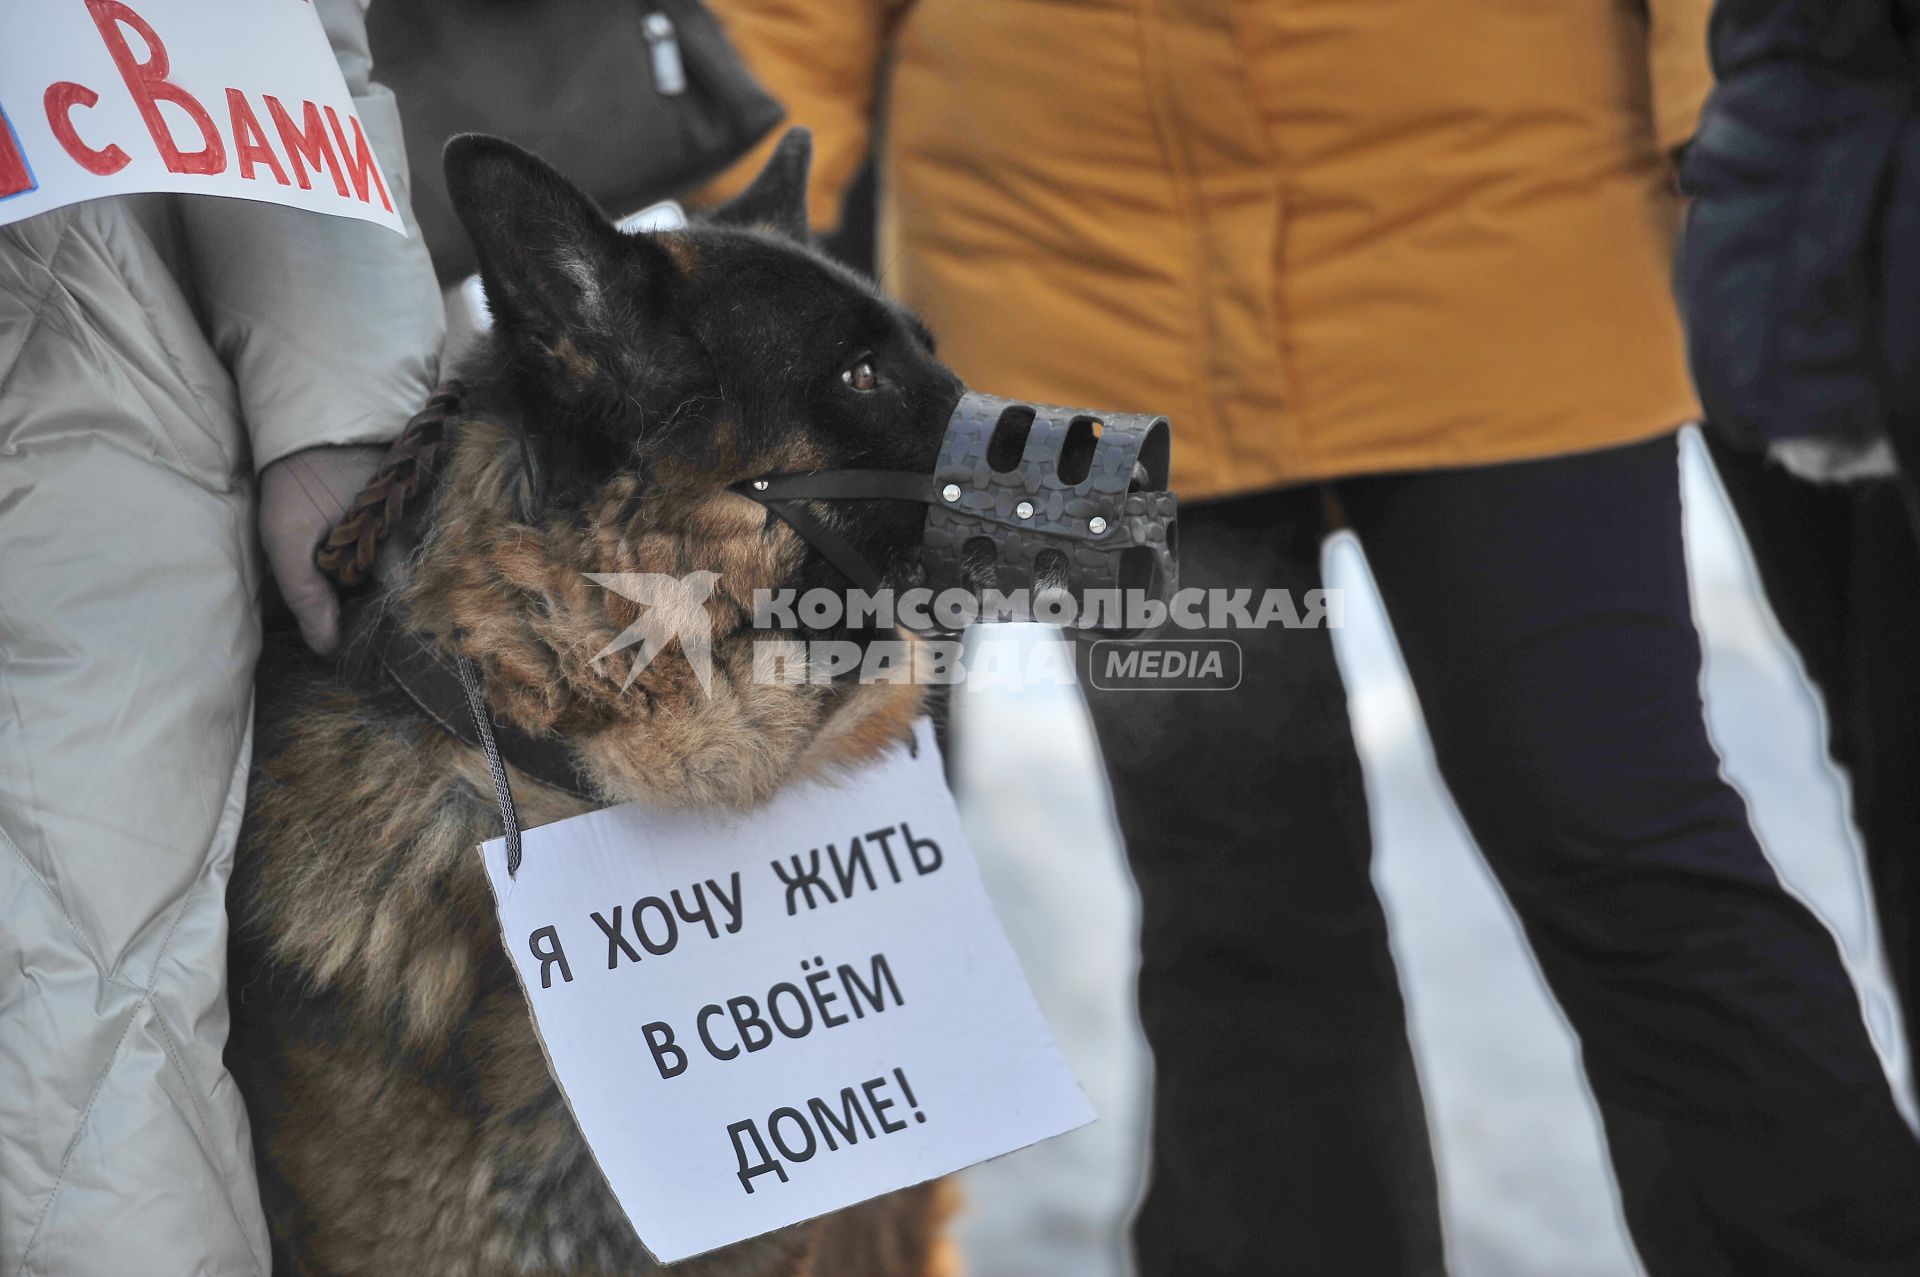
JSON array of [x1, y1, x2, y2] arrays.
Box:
[[259, 444, 387, 656]]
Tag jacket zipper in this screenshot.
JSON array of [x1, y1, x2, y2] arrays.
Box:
[[642, 9, 687, 97]]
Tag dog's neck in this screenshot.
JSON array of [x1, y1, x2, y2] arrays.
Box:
[[373, 417, 926, 812]]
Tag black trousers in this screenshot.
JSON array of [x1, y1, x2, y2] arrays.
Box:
[[1079, 434, 1920, 1277], [1705, 435, 1920, 1079]]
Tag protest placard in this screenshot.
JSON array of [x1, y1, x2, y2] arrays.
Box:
[[479, 720, 1094, 1263], [2, 0, 403, 233]]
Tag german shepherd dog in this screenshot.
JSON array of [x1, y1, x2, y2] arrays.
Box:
[[229, 130, 966, 1276]]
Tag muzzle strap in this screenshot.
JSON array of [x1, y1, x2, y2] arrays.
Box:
[[746, 471, 940, 504], [749, 496, 887, 594], [736, 470, 942, 595]]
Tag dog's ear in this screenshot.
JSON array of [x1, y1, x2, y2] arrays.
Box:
[[444, 133, 676, 345], [707, 127, 811, 240]]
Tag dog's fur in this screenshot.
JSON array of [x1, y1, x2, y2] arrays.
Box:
[[229, 131, 968, 1276]]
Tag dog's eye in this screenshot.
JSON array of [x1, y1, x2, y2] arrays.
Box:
[[842, 358, 879, 392]]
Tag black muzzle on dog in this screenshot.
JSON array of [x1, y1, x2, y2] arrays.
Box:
[[734, 392, 1178, 632]]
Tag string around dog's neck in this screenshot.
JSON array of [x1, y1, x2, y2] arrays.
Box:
[[363, 611, 595, 876], [317, 382, 594, 876]]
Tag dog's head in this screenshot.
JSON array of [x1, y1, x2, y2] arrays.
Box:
[[389, 130, 963, 807], [449, 126, 963, 581]]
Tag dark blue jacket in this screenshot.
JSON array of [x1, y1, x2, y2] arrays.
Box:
[[1680, 0, 1920, 450]]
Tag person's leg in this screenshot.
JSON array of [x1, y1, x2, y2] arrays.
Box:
[[1076, 487, 1444, 1277], [1707, 435, 1920, 1074], [1340, 434, 1920, 1277], [1834, 482, 1920, 1069]]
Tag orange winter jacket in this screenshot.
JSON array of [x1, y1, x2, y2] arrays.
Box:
[[702, 0, 1713, 500]]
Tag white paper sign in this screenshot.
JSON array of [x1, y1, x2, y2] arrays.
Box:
[[479, 721, 1094, 1263], [1, 0, 404, 233]]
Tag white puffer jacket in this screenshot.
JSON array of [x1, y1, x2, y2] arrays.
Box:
[[0, 3, 443, 1272]]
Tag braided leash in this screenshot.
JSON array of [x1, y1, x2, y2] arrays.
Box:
[[315, 382, 546, 875], [316, 381, 464, 588]]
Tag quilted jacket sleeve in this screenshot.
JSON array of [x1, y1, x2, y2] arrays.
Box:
[[179, 0, 444, 471], [695, 0, 903, 233]]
